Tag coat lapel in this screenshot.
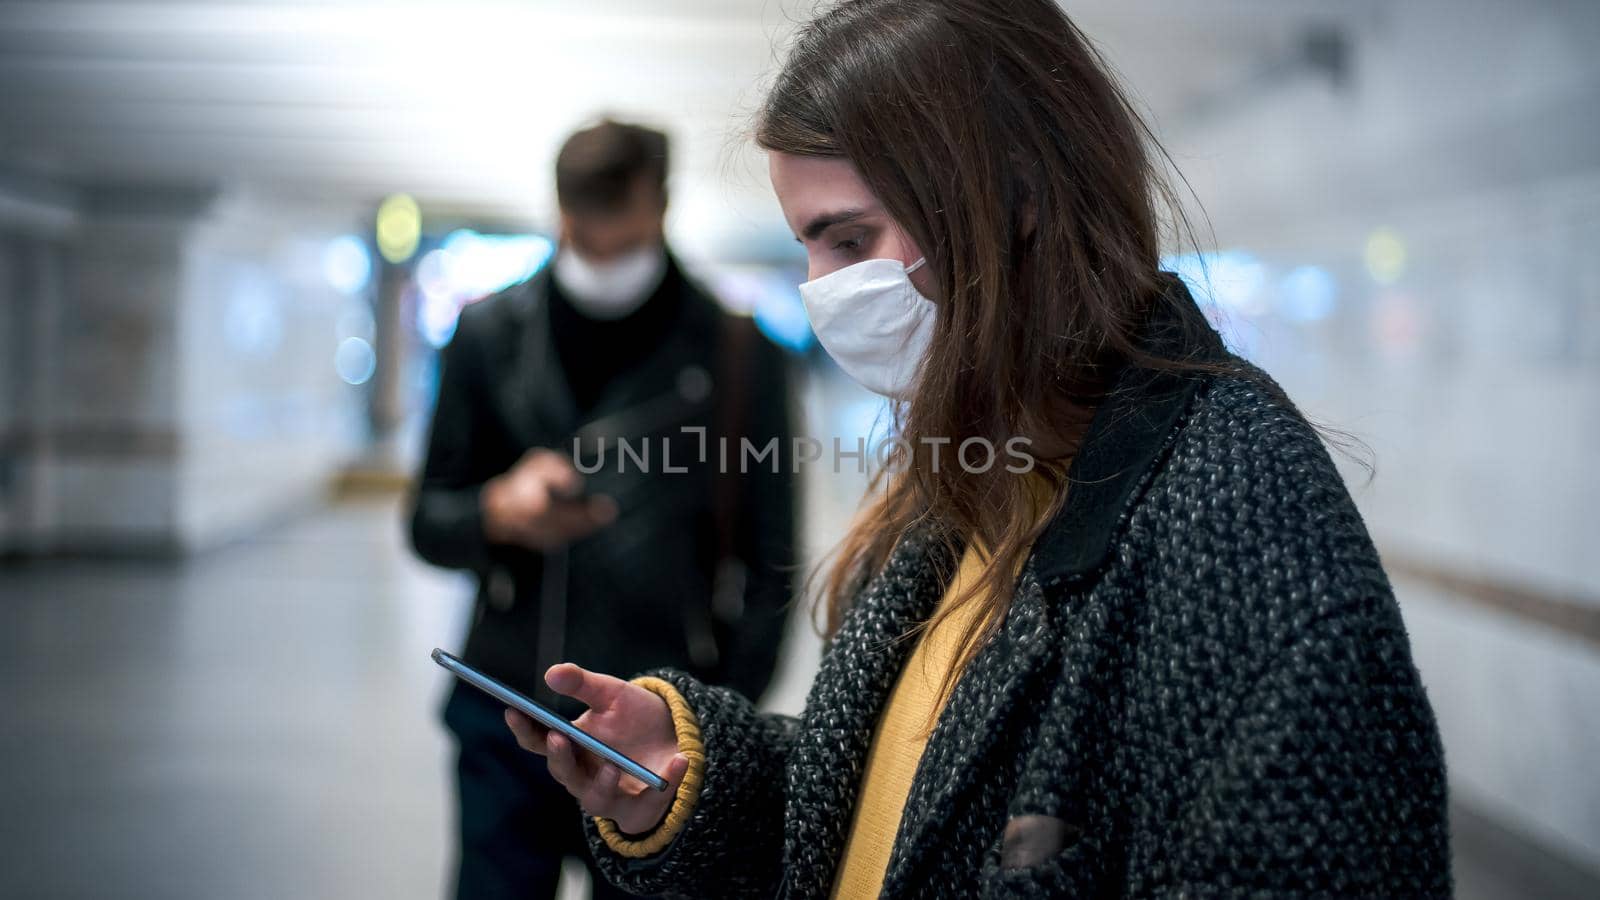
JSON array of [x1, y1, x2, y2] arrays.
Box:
[[781, 526, 956, 900], [878, 559, 1062, 895], [500, 264, 718, 457], [1031, 277, 1225, 589], [495, 271, 579, 449]]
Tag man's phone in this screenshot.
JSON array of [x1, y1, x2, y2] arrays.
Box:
[[431, 648, 669, 792]]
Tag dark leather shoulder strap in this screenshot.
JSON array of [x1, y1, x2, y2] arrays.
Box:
[[712, 314, 754, 563]]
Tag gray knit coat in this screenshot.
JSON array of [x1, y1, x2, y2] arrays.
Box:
[[583, 295, 1452, 898]]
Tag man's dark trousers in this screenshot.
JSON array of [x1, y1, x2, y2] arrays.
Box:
[[444, 683, 642, 900]]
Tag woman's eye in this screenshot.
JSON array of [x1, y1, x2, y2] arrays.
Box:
[[833, 237, 862, 252]]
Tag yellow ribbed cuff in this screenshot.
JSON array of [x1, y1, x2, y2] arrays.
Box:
[[594, 676, 706, 858]]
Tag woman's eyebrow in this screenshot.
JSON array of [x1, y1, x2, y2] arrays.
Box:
[[799, 208, 867, 241]]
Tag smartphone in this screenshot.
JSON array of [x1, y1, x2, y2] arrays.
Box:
[[431, 648, 669, 792]]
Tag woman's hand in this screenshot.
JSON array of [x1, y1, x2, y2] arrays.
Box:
[[505, 663, 690, 836]]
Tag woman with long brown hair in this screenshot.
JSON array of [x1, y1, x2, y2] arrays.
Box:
[[504, 1, 1451, 896]]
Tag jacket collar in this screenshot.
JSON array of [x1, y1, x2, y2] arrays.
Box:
[[504, 267, 578, 443], [1031, 277, 1226, 588], [498, 255, 718, 449]]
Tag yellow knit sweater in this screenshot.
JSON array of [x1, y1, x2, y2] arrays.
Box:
[[826, 539, 993, 898]]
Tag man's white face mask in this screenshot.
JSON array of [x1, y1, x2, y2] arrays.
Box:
[[553, 243, 668, 320], [798, 256, 933, 399]]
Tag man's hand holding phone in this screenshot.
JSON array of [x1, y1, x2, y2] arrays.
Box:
[[481, 448, 618, 550], [506, 663, 689, 836]]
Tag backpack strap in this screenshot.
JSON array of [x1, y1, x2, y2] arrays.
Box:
[[686, 313, 755, 669], [712, 313, 754, 567]]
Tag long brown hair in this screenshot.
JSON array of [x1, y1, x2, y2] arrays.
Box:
[[758, 0, 1214, 688]]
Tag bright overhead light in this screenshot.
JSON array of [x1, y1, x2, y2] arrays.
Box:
[[376, 193, 421, 264]]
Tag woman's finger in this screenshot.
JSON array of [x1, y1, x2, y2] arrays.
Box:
[[620, 753, 690, 800], [504, 709, 549, 755], [580, 763, 625, 818], [608, 755, 691, 835], [545, 663, 627, 711], [544, 732, 583, 792], [662, 753, 690, 795]]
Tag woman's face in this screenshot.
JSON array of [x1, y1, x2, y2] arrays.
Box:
[[768, 151, 935, 296]]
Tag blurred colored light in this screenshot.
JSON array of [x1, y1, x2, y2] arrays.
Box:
[[706, 264, 815, 354], [440, 230, 553, 299], [1372, 291, 1423, 355], [1208, 251, 1267, 314], [1163, 250, 1266, 315], [409, 231, 552, 347], [753, 287, 815, 353], [335, 336, 377, 385], [1163, 252, 1207, 298], [376, 194, 422, 264], [837, 395, 895, 454], [418, 289, 461, 349], [223, 278, 283, 358], [1278, 265, 1338, 322], [705, 266, 761, 317], [336, 302, 375, 343], [416, 249, 453, 302], [1364, 228, 1407, 285], [323, 235, 372, 295]]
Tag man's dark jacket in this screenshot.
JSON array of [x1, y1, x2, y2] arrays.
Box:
[[583, 283, 1451, 898], [409, 256, 797, 712]]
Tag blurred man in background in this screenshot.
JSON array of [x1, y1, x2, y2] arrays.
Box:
[[408, 119, 796, 900]]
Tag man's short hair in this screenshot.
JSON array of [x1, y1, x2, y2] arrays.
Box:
[[555, 119, 670, 215]]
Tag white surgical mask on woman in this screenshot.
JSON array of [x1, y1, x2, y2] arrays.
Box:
[[798, 256, 933, 399], [553, 244, 668, 320]]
